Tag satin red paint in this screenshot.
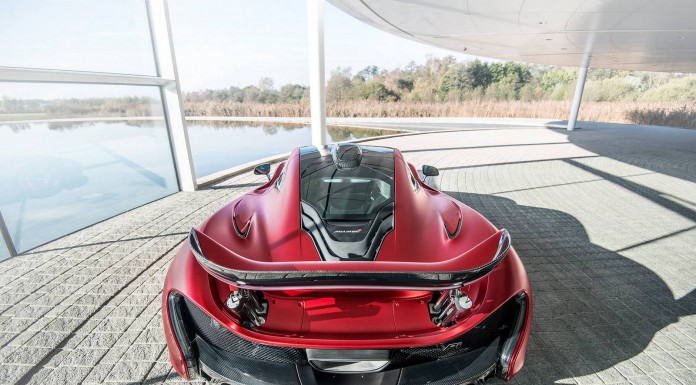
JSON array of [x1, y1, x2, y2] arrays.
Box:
[[162, 147, 532, 382]]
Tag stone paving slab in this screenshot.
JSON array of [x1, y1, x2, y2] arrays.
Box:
[[0, 124, 694, 385]]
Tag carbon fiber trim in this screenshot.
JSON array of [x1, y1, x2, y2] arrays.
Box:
[[300, 201, 394, 261], [177, 296, 522, 385], [390, 298, 516, 369], [197, 337, 301, 385], [181, 296, 307, 365], [189, 228, 511, 290], [398, 343, 498, 385]]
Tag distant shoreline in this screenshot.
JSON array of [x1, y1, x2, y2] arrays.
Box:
[[2, 115, 694, 132]]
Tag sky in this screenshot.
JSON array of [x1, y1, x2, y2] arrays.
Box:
[[0, 0, 155, 75], [0, 0, 475, 99], [168, 0, 474, 90]]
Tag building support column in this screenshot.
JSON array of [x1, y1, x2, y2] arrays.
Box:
[[307, 0, 328, 148], [568, 56, 590, 131], [147, 0, 197, 191]]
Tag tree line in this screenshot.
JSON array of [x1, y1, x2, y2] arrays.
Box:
[[184, 78, 309, 104], [2, 56, 694, 127], [183, 56, 696, 105]]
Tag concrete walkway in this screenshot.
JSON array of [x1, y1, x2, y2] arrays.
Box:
[[0, 124, 695, 385]]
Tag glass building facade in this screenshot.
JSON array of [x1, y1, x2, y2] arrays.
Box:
[[0, 0, 189, 259]]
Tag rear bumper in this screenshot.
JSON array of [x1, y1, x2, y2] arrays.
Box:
[[169, 292, 529, 385], [197, 336, 497, 385]]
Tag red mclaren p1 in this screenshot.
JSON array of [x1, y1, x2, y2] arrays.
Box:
[[162, 143, 532, 385]]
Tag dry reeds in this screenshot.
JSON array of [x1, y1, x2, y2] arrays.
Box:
[[183, 100, 696, 129]]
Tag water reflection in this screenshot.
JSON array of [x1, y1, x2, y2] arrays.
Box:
[[0, 119, 178, 254], [3, 120, 159, 132], [186, 120, 400, 177], [0, 157, 88, 205], [0, 119, 400, 256]]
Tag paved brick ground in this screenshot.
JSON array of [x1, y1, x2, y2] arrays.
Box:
[[0, 124, 694, 385]]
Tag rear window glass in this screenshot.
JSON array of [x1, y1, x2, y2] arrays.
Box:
[[300, 147, 394, 221]]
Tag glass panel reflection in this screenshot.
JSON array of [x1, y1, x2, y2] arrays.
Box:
[[0, 238, 10, 261], [0, 84, 178, 253], [0, 0, 155, 75]]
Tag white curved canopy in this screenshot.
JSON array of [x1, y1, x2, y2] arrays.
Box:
[[328, 0, 696, 72]]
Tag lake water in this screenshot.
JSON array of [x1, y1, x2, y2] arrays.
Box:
[[0, 119, 398, 258], [187, 121, 397, 177]]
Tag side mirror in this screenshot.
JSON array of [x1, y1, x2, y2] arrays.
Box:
[[254, 163, 271, 180], [422, 165, 439, 180]]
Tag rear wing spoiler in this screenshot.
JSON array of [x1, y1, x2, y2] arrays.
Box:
[[188, 228, 510, 291]]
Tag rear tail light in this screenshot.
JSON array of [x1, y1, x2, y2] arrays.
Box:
[[498, 292, 528, 378], [167, 292, 197, 377]]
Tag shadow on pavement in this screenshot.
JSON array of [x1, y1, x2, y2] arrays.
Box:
[[444, 191, 695, 383], [548, 121, 696, 184]]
